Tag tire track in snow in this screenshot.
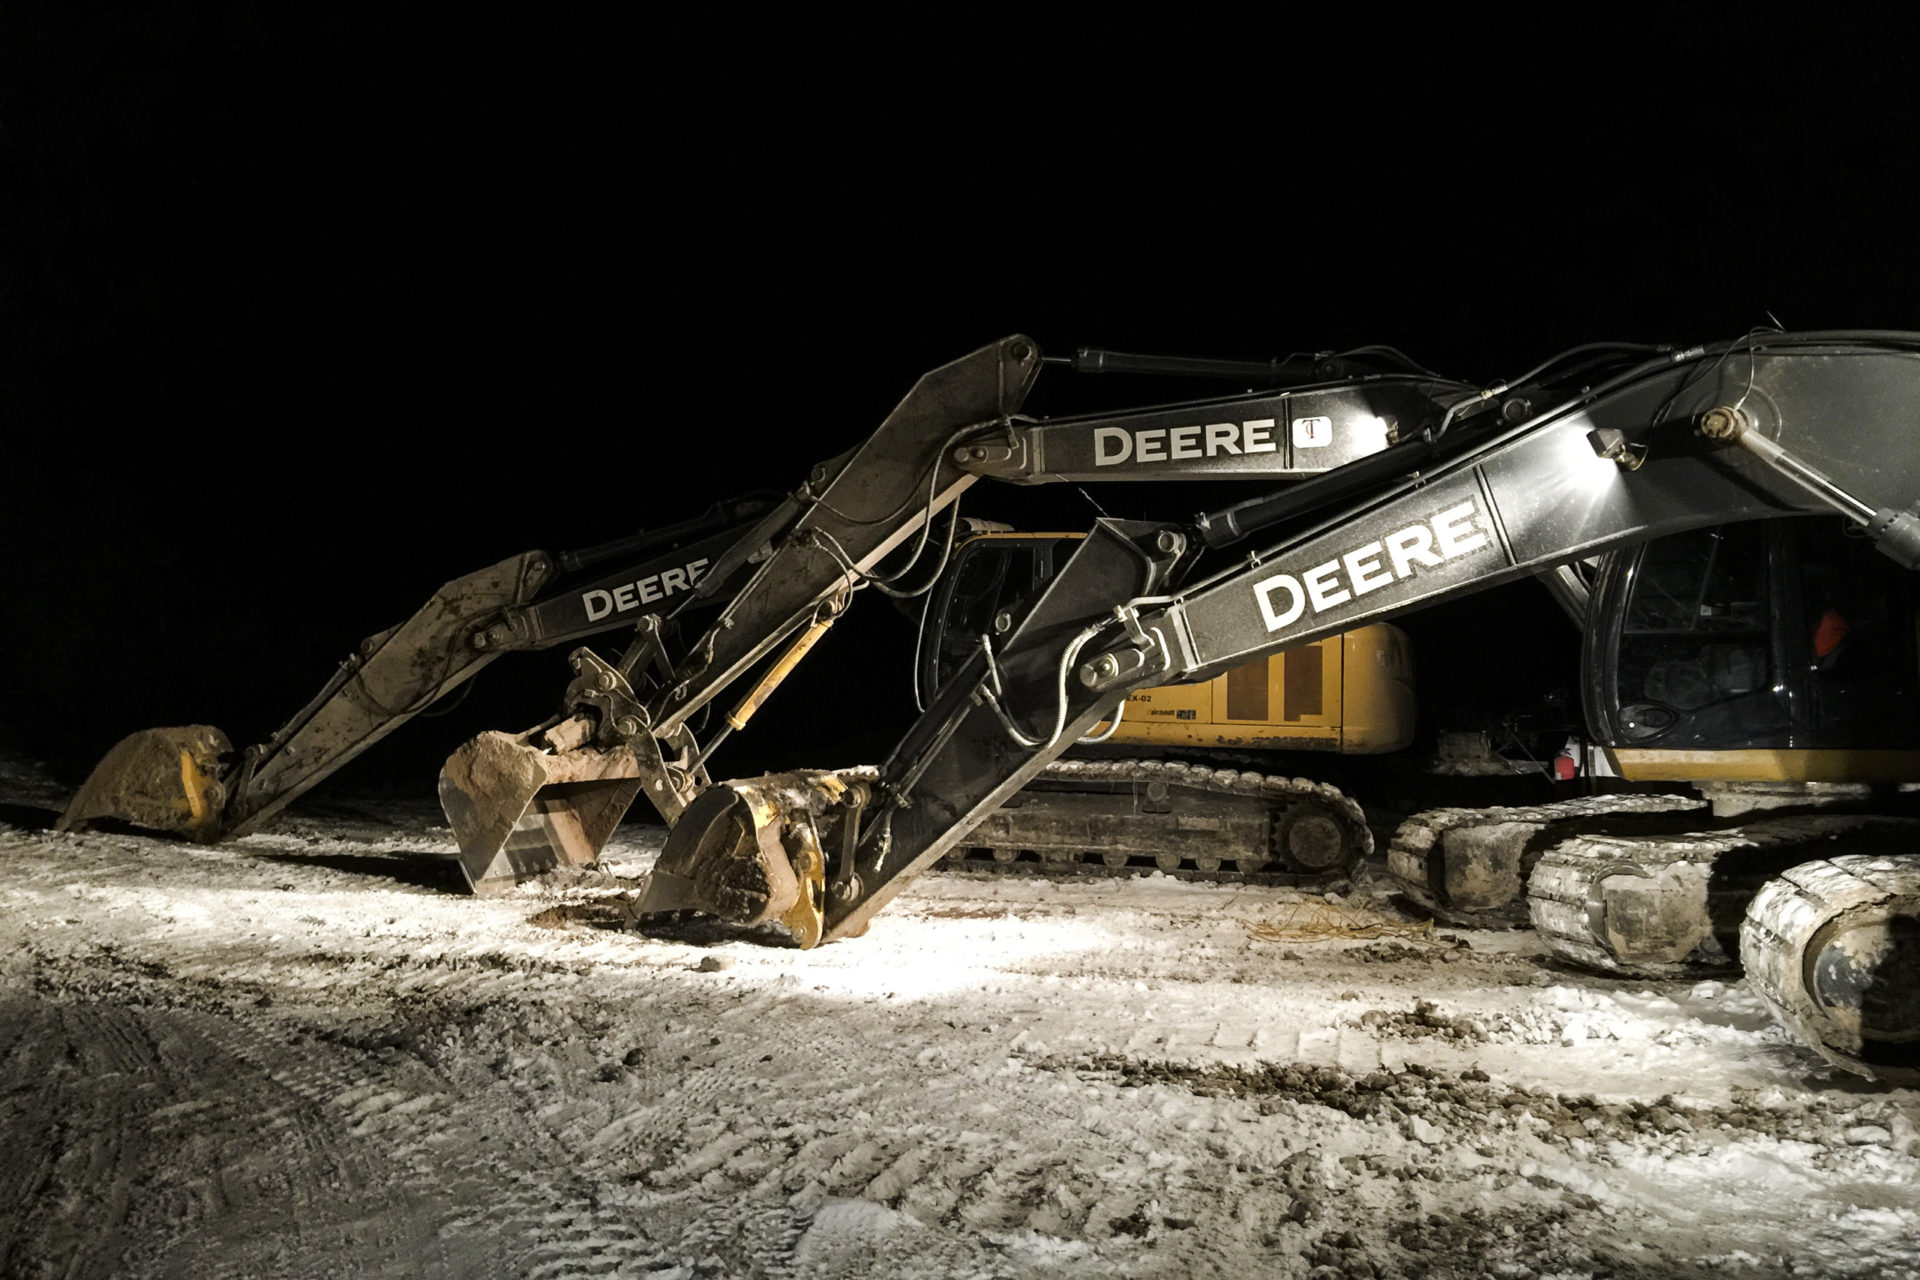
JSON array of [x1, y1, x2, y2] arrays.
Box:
[[572, 977, 1199, 1275], [12, 940, 678, 1278], [0, 995, 444, 1280]]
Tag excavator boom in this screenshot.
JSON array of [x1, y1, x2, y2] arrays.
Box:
[[59, 332, 1472, 895]]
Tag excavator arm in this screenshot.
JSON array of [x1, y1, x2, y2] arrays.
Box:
[[57, 498, 774, 869], [651, 332, 1920, 943]]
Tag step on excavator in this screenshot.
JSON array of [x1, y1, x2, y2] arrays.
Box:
[[63, 331, 1920, 1083]]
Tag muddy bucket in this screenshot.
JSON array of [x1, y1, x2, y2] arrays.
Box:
[[438, 729, 645, 895], [56, 726, 233, 840]]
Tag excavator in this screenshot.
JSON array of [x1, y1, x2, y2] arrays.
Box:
[[61, 330, 1920, 1084]]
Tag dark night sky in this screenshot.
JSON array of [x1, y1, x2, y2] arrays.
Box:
[[6, 10, 1918, 796]]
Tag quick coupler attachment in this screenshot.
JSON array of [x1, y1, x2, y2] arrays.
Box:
[[635, 769, 873, 949]]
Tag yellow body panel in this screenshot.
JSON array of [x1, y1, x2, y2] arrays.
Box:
[[1103, 624, 1415, 755], [1610, 747, 1920, 784], [953, 533, 1417, 757]]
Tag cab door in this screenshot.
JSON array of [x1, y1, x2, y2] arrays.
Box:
[[1584, 517, 1920, 780]]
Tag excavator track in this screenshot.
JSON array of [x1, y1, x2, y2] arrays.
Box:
[[942, 759, 1372, 889], [1387, 793, 1707, 928], [1741, 853, 1920, 1084], [1526, 815, 1920, 981]]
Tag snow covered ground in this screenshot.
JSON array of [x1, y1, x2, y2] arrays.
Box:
[[1, 758, 1916, 1280]]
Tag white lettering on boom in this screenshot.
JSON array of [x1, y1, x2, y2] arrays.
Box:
[[1094, 417, 1282, 466], [1250, 501, 1492, 635], [582, 557, 711, 622]]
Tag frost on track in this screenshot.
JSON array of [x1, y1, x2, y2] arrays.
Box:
[[1, 755, 1917, 1280]]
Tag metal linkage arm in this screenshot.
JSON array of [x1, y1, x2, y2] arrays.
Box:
[[953, 377, 1469, 486], [61, 501, 774, 847], [640, 337, 1044, 743], [218, 551, 558, 837], [820, 519, 1180, 940], [225, 507, 778, 839]]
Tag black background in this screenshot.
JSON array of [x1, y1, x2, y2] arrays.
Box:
[[7, 9, 1918, 800]]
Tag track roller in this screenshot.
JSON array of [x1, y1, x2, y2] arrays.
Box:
[[1528, 833, 1745, 976], [1742, 855, 1920, 1085]]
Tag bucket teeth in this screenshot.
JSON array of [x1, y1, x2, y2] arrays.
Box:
[[56, 726, 233, 840], [438, 729, 643, 895]]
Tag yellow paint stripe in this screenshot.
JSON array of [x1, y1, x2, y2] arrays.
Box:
[[1612, 747, 1920, 783], [179, 749, 208, 823]]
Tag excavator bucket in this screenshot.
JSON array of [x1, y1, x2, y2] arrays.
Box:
[[55, 726, 233, 841], [635, 770, 867, 948], [438, 730, 645, 896]]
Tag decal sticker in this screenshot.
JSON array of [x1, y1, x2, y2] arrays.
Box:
[[1094, 419, 1278, 466], [582, 558, 711, 621], [1292, 416, 1333, 447], [1251, 500, 1490, 635]]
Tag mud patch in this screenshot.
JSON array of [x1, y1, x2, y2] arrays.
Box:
[[1356, 998, 1488, 1042], [1061, 1054, 1892, 1151], [525, 895, 643, 930], [631, 912, 802, 949], [1347, 939, 1466, 964]]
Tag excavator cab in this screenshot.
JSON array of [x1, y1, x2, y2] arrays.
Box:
[[1586, 516, 1920, 781]]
